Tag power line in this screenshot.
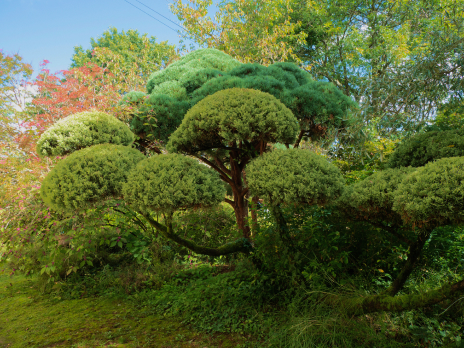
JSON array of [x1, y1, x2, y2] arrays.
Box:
[[134, 0, 187, 32], [123, 0, 179, 33]]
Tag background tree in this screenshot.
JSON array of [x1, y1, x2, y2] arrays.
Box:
[[71, 27, 177, 88], [0, 51, 34, 154], [170, 0, 307, 65], [289, 0, 464, 153]]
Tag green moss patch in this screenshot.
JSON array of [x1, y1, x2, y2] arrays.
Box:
[[0, 274, 254, 347]]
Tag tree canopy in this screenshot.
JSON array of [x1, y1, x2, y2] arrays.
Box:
[[71, 27, 177, 84], [170, 0, 307, 65], [121, 48, 356, 150]]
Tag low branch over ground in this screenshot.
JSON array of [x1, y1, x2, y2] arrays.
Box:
[[329, 278, 464, 315], [141, 212, 251, 256]]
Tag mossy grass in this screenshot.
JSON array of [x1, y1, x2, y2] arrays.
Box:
[[0, 273, 257, 347]]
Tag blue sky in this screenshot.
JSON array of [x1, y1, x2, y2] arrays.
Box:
[[1, 0, 198, 76]]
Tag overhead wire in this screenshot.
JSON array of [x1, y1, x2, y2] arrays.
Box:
[[134, 0, 187, 32], [122, 0, 180, 33]]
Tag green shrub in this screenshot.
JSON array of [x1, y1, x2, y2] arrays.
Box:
[[40, 144, 145, 212], [122, 154, 225, 213], [151, 80, 187, 100], [336, 167, 417, 228], [146, 48, 241, 93], [36, 111, 135, 157], [131, 94, 190, 143]]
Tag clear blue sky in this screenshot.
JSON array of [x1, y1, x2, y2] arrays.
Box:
[[1, 0, 198, 76]]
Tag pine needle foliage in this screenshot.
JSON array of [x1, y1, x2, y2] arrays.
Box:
[[36, 111, 134, 157], [387, 128, 464, 168], [247, 148, 345, 205], [146, 48, 241, 94], [122, 154, 225, 213], [40, 144, 145, 211], [127, 48, 356, 148], [167, 88, 299, 155]]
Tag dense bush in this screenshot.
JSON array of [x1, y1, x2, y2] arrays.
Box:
[[336, 167, 417, 228], [146, 48, 241, 93], [247, 148, 345, 205], [393, 156, 464, 227], [167, 88, 299, 154], [387, 128, 464, 168]]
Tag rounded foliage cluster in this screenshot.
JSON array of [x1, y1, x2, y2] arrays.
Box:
[[151, 80, 187, 100], [247, 149, 345, 206], [146, 48, 241, 94], [122, 154, 225, 213], [119, 90, 147, 104], [36, 111, 134, 157], [41, 144, 145, 211], [387, 129, 464, 168], [393, 157, 464, 227], [167, 88, 299, 154], [336, 167, 417, 226]]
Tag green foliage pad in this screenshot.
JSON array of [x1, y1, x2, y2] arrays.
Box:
[[167, 88, 299, 154], [247, 149, 345, 205], [36, 111, 134, 157], [387, 128, 464, 168], [123, 154, 226, 213], [40, 144, 145, 211], [393, 156, 464, 227]]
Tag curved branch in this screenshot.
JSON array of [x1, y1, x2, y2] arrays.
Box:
[[141, 212, 251, 256], [338, 278, 464, 316], [368, 221, 412, 246], [224, 198, 234, 207], [112, 207, 150, 234], [193, 154, 234, 187]]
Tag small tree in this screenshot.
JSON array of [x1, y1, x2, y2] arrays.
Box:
[[37, 80, 351, 256]]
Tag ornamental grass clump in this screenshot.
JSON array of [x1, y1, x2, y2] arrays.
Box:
[[40, 144, 145, 211], [36, 111, 134, 157]]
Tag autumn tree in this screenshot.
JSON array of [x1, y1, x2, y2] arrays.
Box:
[[170, 0, 307, 65]]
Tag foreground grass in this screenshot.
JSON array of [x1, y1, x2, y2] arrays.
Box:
[[0, 274, 253, 348]]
